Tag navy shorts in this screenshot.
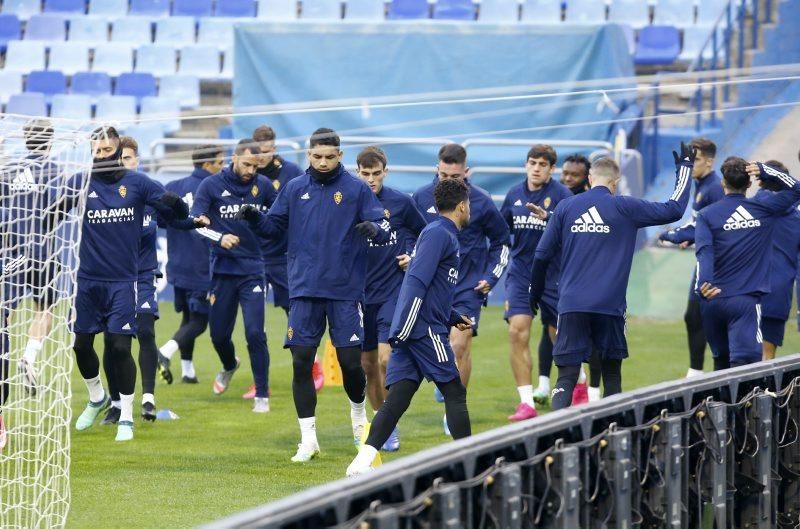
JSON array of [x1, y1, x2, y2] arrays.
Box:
[[136, 276, 159, 318], [173, 286, 210, 315], [285, 297, 364, 349], [2, 256, 61, 308], [700, 294, 762, 365], [264, 261, 290, 311], [74, 279, 137, 335], [385, 329, 460, 387], [553, 312, 627, 367], [362, 298, 396, 351], [761, 316, 785, 346], [453, 286, 484, 336]]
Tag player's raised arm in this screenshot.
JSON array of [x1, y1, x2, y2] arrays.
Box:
[[747, 161, 800, 212]]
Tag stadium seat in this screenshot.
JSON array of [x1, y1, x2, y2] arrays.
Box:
[[44, 0, 86, 14], [136, 44, 178, 76], [173, 0, 213, 18], [653, 0, 689, 26], [25, 14, 67, 41], [140, 96, 181, 133], [198, 17, 234, 50], [388, 0, 429, 19], [124, 123, 165, 160], [130, 0, 171, 17], [50, 93, 92, 120], [696, 0, 728, 25], [301, 0, 341, 19], [26, 70, 67, 102], [88, 0, 130, 19], [634, 25, 680, 65], [521, 0, 561, 23], [48, 42, 90, 75], [221, 48, 233, 79], [215, 0, 256, 17], [4, 41, 46, 72], [257, 0, 299, 20], [564, 0, 605, 23], [68, 17, 109, 43], [179, 45, 221, 77], [477, 0, 518, 22], [159, 74, 200, 108], [112, 17, 153, 45], [95, 94, 138, 126], [0, 13, 21, 52], [115, 72, 157, 101], [0, 71, 23, 104], [155, 17, 195, 45], [2, 0, 41, 20], [93, 43, 135, 76], [433, 0, 475, 20], [6, 92, 47, 116], [71, 71, 112, 98], [344, 0, 384, 20], [608, 0, 650, 27]]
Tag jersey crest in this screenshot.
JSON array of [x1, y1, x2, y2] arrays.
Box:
[[543, 196, 551, 209], [384, 208, 390, 219], [272, 179, 280, 191], [695, 192, 702, 204], [251, 185, 258, 197], [287, 327, 294, 340], [118, 185, 127, 198], [334, 191, 343, 205]]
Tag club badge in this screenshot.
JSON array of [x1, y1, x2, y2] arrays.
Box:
[[118, 185, 127, 198], [251, 185, 258, 197], [334, 191, 343, 205]]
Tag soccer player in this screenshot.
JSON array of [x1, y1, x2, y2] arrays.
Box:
[[70, 126, 190, 441], [695, 158, 800, 369], [530, 148, 692, 410], [658, 138, 723, 377], [500, 145, 572, 421], [357, 146, 426, 451], [346, 178, 473, 476], [237, 127, 390, 462], [412, 144, 509, 432], [191, 139, 276, 413], [158, 145, 225, 384], [560, 154, 591, 195], [753, 160, 800, 360]]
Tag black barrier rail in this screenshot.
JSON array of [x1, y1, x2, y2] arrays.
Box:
[[202, 355, 800, 529]]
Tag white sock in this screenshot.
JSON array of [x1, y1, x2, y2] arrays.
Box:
[[686, 368, 704, 378], [352, 444, 378, 469], [298, 417, 318, 446], [142, 393, 155, 406], [517, 385, 535, 407], [537, 376, 550, 392], [588, 386, 602, 402], [111, 400, 121, 409], [577, 367, 587, 384], [84, 375, 105, 403], [119, 393, 134, 423], [23, 339, 43, 364], [159, 339, 179, 360], [350, 399, 367, 426], [181, 360, 195, 378]]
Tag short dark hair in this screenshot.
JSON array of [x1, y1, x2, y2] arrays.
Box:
[[438, 144, 467, 166], [252, 125, 276, 143], [434, 177, 469, 213], [23, 119, 53, 152], [356, 146, 387, 169], [526, 144, 557, 166], [591, 157, 619, 179], [234, 138, 258, 156], [91, 125, 120, 142], [119, 135, 138, 154], [192, 144, 224, 169], [761, 159, 790, 192], [309, 128, 340, 148], [563, 153, 591, 175], [689, 137, 717, 158], [720, 156, 750, 191]]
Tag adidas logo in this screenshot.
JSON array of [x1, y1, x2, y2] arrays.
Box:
[[88, 191, 98, 198], [724, 205, 761, 231], [141, 301, 151, 309], [300, 192, 310, 200], [513, 199, 522, 206], [427, 206, 436, 214], [121, 323, 131, 331], [349, 334, 360, 342], [221, 190, 231, 197], [253, 285, 263, 293], [571, 206, 610, 233]]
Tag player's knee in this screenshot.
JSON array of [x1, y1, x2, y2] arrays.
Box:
[[337, 349, 363, 373], [107, 334, 132, 359], [508, 322, 529, 346], [291, 347, 315, 377], [244, 328, 265, 346], [437, 378, 467, 403], [361, 352, 378, 375]]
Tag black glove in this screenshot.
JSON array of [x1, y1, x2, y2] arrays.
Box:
[[672, 141, 696, 168], [235, 204, 260, 222], [160, 191, 188, 219], [355, 221, 378, 239]]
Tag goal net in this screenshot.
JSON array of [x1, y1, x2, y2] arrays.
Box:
[[0, 117, 92, 529]]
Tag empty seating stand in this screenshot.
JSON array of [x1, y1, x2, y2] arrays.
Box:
[[388, 0, 430, 19], [635, 25, 681, 64]]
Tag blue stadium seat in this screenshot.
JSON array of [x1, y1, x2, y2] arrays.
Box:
[[215, 0, 256, 17], [25, 14, 67, 41], [301, 0, 341, 19], [111, 17, 153, 45], [0, 13, 21, 52], [140, 96, 181, 133], [477, 0, 518, 22], [124, 123, 165, 160], [608, 0, 650, 27], [88, 0, 130, 19], [155, 16, 195, 45], [50, 93, 92, 120], [44, 0, 86, 14], [71, 71, 112, 98], [179, 45, 221, 77], [564, 0, 605, 23], [653, 0, 689, 26], [696, 0, 728, 25], [433, 0, 475, 20], [0, 71, 23, 104], [130, 0, 170, 17], [159, 74, 200, 108], [634, 25, 680, 65], [344, 0, 384, 20], [48, 42, 90, 75], [257, 0, 298, 19], [198, 17, 234, 50], [115, 72, 157, 101], [136, 44, 177, 76], [93, 43, 135, 76], [95, 94, 138, 126], [388, 0, 429, 19], [173, 0, 213, 18], [521, 0, 561, 23], [2, 0, 41, 20], [4, 41, 46, 72], [68, 17, 109, 43], [26, 70, 67, 102], [6, 92, 47, 116]]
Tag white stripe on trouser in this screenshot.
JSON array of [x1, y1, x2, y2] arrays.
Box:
[[755, 303, 762, 344], [397, 297, 422, 342], [428, 327, 447, 363]]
